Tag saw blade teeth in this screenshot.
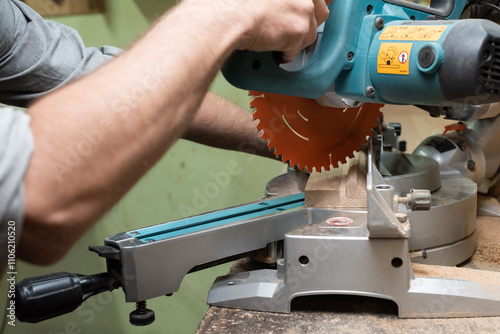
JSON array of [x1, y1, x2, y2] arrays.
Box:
[[268, 147, 279, 158], [261, 131, 273, 142], [333, 159, 345, 169], [251, 91, 383, 173], [287, 159, 298, 169], [280, 154, 292, 165], [256, 123, 265, 134], [297, 164, 306, 172], [297, 164, 310, 174]]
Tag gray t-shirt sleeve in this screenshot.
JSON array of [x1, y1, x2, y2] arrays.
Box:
[[0, 106, 33, 272], [0, 0, 121, 108]]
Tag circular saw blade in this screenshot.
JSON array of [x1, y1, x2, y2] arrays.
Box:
[[251, 91, 383, 172]]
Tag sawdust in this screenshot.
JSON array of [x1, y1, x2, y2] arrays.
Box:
[[413, 263, 500, 285], [473, 216, 500, 267]]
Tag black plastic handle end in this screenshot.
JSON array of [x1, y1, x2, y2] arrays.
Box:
[[15, 272, 118, 323]]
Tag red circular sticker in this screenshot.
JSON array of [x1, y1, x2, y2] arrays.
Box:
[[327, 217, 354, 226], [399, 51, 409, 64]]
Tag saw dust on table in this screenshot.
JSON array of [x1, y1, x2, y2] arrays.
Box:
[[473, 216, 500, 271], [413, 264, 500, 286]]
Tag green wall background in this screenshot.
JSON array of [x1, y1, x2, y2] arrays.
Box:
[[1, 0, 284, 333]]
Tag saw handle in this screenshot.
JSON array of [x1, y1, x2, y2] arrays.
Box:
[[15, 272, 119, 323], [221, 0, 361, 99]]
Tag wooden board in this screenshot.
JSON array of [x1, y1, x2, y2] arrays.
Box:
[[305, 155, 367, 209], [22, 0, 105, 17]]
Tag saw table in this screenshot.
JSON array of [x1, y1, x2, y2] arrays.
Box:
[[196, 215, 500, 334]]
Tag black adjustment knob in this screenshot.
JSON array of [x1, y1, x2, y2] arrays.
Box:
[[399, 140, 407, 152], [130, 301, 155, 326]]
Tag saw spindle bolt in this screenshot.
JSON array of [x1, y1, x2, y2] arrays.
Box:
[[129, 301, 155, 326], [399, 189, 431, 211]]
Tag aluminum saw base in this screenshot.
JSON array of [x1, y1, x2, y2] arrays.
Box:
[[208, 209, 500, 318]]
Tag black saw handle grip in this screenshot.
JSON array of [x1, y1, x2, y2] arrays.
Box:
[[15, 271, 119, 323]]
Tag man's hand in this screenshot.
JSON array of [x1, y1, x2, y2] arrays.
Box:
[[235, 0, 332, 62]]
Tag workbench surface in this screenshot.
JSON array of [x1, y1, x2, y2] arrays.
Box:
[[196, 216, 500, 333]]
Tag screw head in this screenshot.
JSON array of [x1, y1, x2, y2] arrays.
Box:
[[395, 213, 408, 223], [375, 17, 385, 30], [365, 86, 376, 98], [467, 160, 476, 171]]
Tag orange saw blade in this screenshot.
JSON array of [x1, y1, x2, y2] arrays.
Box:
[[251, 91, 383, 171]]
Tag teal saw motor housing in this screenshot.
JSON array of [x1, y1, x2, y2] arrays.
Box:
[[222, 0, 500, 107]]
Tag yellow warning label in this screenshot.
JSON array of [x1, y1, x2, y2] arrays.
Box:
[[378, 43, 412, 75], [379, 25, 448, 41]]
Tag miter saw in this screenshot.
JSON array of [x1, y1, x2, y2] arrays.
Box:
[[14, 0, 500, 326]]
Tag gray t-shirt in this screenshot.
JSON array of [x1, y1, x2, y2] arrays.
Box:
[[0, 0, 120, 269], [0, 0, 120, 107], [0, 107, 32, 272]]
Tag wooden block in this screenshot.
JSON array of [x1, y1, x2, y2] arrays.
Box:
[[22, 0, 106, 17], [305, 155, 367, 209]]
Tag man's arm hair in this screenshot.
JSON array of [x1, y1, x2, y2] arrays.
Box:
[[20, 0, 328, 265], [185, 93, 276, 160]]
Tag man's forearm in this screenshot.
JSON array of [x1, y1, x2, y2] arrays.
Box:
[[21, 1, 255, 264], [185, 93, 276, 160], [20, 0, 328, 264]]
